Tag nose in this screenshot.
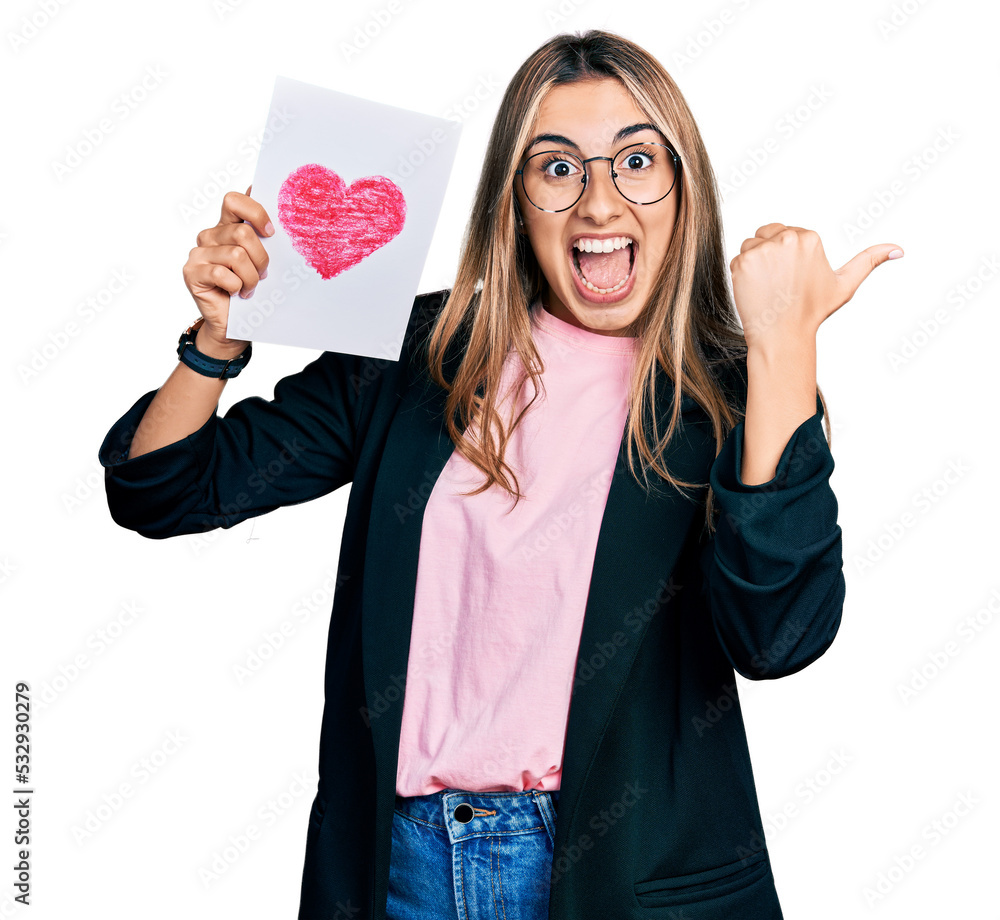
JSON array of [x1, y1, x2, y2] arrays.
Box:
[[574, 158, 624, 223]]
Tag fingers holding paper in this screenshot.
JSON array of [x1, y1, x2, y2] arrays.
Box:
[[182, 187, 275, 351]]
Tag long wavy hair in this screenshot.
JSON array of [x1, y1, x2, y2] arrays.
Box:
[[420, 28, 830, 536]]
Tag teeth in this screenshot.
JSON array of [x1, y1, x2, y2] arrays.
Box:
[[581, 276, 628, 294], [573, 236, 633, 253], [570, 237, 635, 294]]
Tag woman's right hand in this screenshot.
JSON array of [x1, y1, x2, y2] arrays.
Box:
[[182, 185, 274, 356]]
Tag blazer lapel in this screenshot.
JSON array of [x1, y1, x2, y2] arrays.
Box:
[[361, 345, 465, 818], [552, 377, 716, 836]]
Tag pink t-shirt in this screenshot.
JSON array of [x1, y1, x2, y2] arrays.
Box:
[[394, 299, 639, 795]]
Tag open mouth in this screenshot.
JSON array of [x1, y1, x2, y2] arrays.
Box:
[[570, 236, 636, 295]]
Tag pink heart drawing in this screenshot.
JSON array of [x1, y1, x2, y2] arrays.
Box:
[[276, 163, 407, 280]]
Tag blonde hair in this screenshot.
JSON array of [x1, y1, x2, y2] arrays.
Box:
[[419, 28, 830, 535]]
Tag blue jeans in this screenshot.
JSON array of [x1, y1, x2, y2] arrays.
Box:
[[386, 788, 560, 920]]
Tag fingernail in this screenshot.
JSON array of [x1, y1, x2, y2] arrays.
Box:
[[246, 288, 255, 298], [264, 221, 274, 235], [260, 268, 268, 280], [888, 249, 904, 260]]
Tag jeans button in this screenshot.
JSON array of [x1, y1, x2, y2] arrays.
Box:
[[453, 803, 474, 823]]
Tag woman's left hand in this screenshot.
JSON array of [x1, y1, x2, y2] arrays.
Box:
[[729, 223, 903, 350]]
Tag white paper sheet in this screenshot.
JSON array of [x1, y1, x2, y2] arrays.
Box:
[[226, 75, 461, 360]]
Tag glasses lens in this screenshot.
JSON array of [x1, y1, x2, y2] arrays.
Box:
[[520, 151, 586, 211], [611, 143, 676, 204]]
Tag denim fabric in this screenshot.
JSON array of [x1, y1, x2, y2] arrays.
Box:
[[386, 788, 560, 920]]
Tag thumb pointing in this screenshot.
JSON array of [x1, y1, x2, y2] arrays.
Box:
[[836, 244, 904, 301]]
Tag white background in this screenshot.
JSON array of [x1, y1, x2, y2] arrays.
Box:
[[2, 0, 998, 918]]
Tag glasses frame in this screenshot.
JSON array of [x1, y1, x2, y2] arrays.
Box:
[[515, 140, 681, 213]]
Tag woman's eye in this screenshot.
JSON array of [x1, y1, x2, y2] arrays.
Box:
[[543, 159, 577, 178], [620, 152, 653, 170]]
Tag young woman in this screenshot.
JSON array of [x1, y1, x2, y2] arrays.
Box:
[[99, 28, 900, 920]]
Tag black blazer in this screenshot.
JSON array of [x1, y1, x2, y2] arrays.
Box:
[[99, 289, 845, 919]]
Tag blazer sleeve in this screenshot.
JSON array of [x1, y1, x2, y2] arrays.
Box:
[[699, 363, 846, 680], [97, 348, 369, 540]]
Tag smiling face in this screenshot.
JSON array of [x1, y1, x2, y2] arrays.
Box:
[[514, 77, 679, 337]]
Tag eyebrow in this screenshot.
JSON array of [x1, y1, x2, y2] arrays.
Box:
[[525, 122, 663, 153]]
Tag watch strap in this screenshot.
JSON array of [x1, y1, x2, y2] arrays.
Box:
[[177, 318, 251, 379]]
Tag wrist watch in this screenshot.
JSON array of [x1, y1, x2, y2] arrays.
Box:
[[177, 317, 252, 379]]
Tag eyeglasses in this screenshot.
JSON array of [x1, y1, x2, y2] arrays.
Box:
[[515, 141, 680, 213]]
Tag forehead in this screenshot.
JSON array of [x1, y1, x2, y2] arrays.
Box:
[[529, 78, 652, 149]]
